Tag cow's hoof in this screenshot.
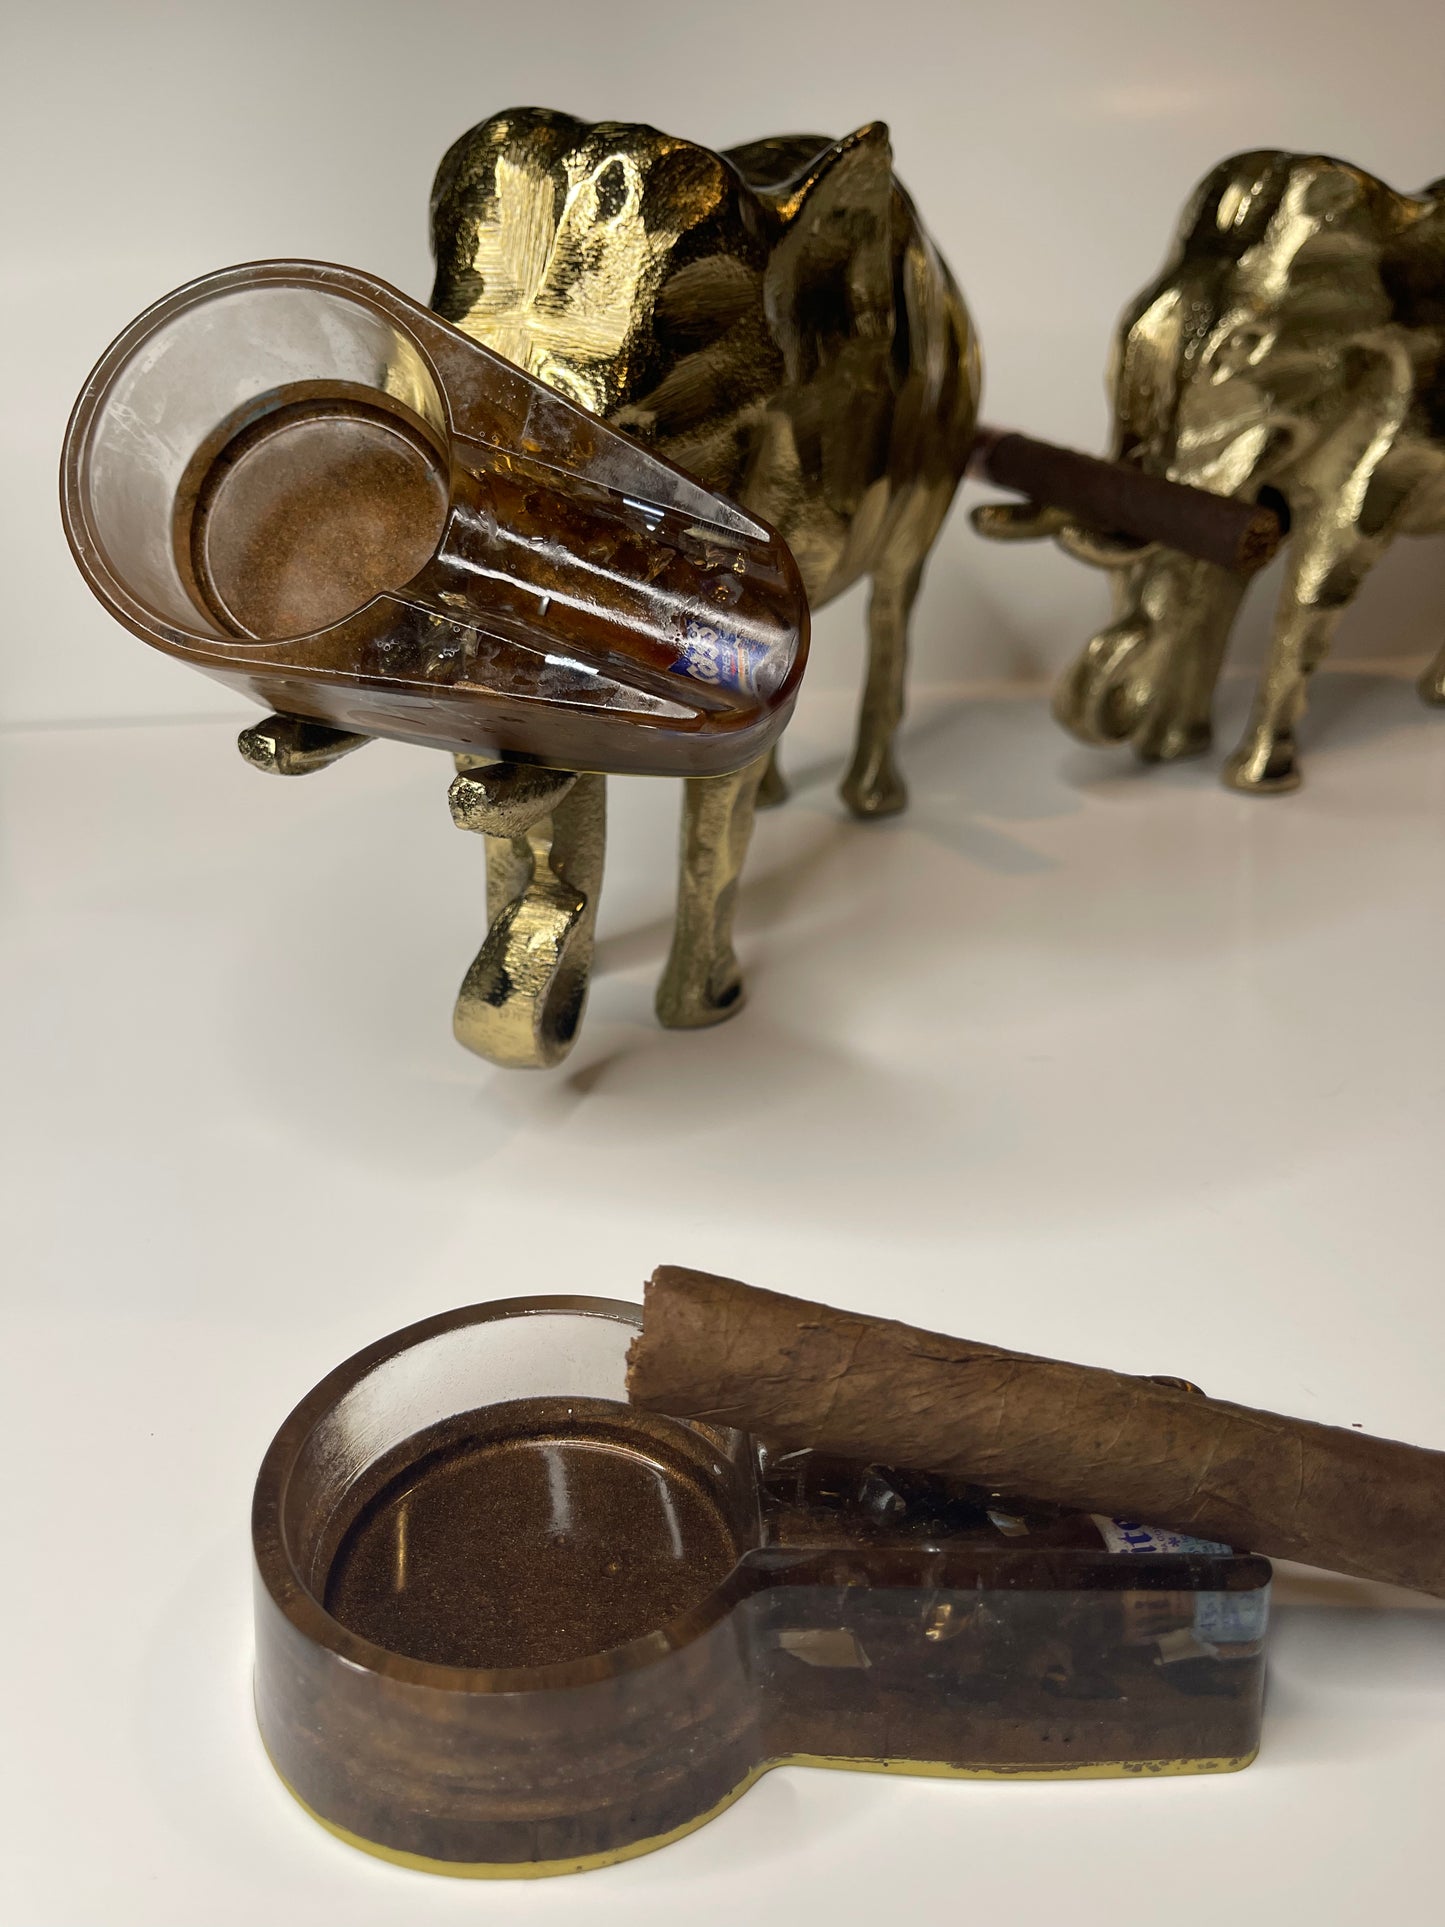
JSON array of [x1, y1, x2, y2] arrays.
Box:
[[1136, 717, 1213, 763], [1223, 730, 1301, 794], [841, 755, 907, 819], [654, 959, 746, 1030]]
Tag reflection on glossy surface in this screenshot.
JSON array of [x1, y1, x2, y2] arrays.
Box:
[[255, 1300, 1275, 1875], [61, 263, 807, 779], [185, 394, 450, 641], [323, 1396, 740, 1668]]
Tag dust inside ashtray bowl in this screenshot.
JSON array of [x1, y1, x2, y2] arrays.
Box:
[[321, 1394, 744, 1670], [178, 385, 451, 644]]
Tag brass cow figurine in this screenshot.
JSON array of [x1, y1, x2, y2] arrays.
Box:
[[979, 150, 1445, 791], [423, 109, 976, 1063]]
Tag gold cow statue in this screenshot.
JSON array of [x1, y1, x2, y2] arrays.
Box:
[[435, 109, 978, 1061], [977, 149, 1445, 792], [247, 109, 979, 1066]]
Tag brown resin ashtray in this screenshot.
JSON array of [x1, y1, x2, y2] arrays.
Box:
[[61, 262, 807, 781], [253, 1299, 1271, 1878]]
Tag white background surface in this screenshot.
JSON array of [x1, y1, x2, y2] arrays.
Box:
[[3, 4, 1444, 1924]]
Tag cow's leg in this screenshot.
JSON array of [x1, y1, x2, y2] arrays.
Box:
[[1054, 555, 1247, 764], [449, 761, 606, 1067], [1224, 516, 1394, 793], [656, 756, 768, 1029], [841, 558, 925, 818], [451, 753, 535, 922], [757, 744, 788, 809], [1130, 563, 1247, 764], [237, 713, 371, 775], [1225, 351, 1421, 791]]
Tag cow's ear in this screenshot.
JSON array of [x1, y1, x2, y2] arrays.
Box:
[[429, 109, 582, 323], [767, 123, 895, 378]]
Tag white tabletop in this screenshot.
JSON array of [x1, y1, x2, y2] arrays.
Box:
[[3, 666, 1442, 1927]]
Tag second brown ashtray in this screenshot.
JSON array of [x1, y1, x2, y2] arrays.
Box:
[[253, 1298, 1271, 1878]]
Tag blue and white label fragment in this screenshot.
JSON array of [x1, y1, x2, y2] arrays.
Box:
[[1095, 1517, 1269, 1656], [1092, 1517, 1232, 1557], [670, 616, 775, 695], [1190, 1588, 1269, 1649]]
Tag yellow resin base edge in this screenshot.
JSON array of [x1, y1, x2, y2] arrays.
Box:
[[271, 1757, 768, 1879], [786, 1748, 1259, 1783], [269, 1745, 1257, 1880]]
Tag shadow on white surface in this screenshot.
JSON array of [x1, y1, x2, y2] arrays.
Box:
[[1250, 1566, 1445, 1772]]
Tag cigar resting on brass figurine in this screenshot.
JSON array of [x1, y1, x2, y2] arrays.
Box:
[[628, 1268, 1445, 1598], [969, 427, 1284, 575]]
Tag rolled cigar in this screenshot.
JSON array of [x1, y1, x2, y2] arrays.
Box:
[[969, 426, 1283, 576], [628, 1268, 1445, 1598]]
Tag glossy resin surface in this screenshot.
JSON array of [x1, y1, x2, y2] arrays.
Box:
[[62, 264, 808, 779], [253, 1299, 1270, 1876]]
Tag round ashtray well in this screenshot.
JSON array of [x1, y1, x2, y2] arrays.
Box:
[[252, 1297, 761, 1877], [318, 1390, 744, 1671]]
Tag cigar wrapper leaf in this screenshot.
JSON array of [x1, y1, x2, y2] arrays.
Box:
[[969, 427, 1284, 575], [628, 1268, 1445, 1598]]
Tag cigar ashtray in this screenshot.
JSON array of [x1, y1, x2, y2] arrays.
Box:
[[61, 262, 807, 779], [253, 1299, 1272, 1877]]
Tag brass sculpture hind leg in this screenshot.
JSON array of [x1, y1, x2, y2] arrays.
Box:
[[449, 763, 606, 1068], [1223, 509, 1396, 794], [656, 757, 768, 1030], [841, 561, 925, 819], [756, 745, 788, 809], [1421, 641, 1445, 706]]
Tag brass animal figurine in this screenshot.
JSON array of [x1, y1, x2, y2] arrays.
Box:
[[440, 109, 978, 1060], [249, 110, 978, 1067], [977, 150, 1445, 791]]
